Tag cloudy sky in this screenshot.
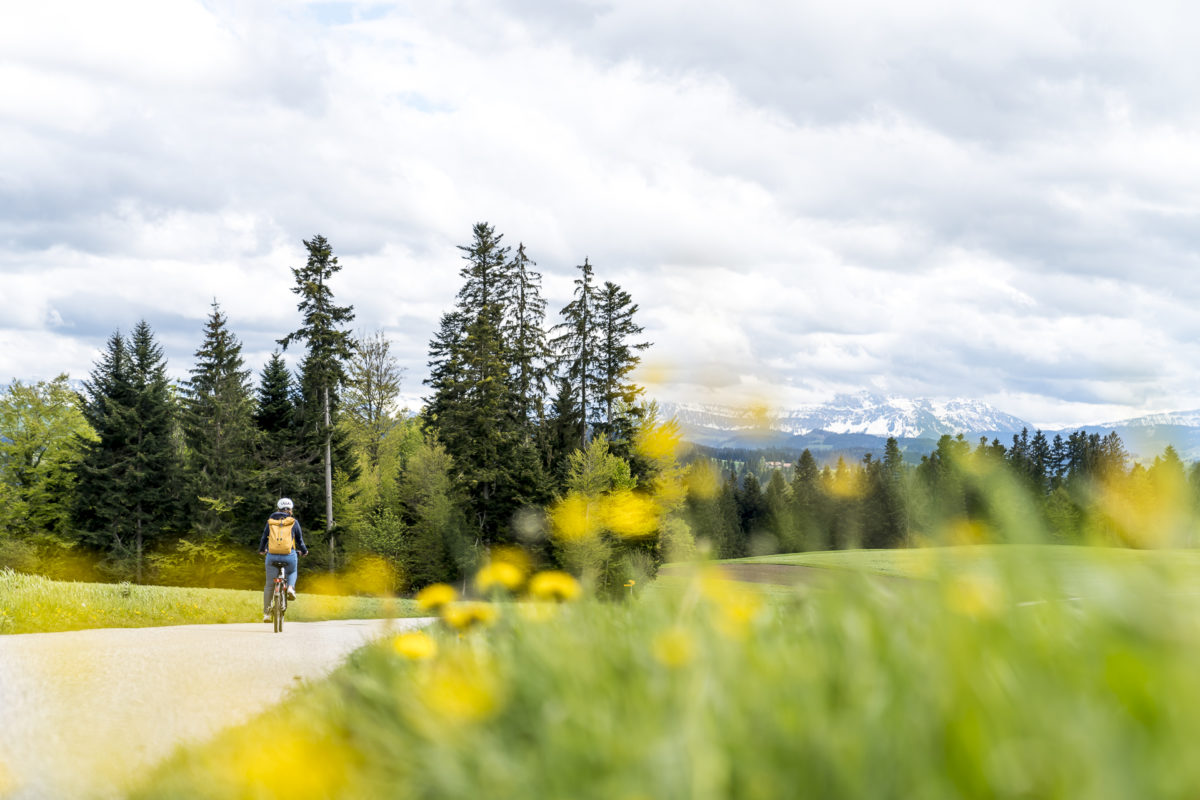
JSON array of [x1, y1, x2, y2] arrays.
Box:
[[3, 0, 1199, 428]]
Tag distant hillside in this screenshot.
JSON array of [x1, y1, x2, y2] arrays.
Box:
[[662, 393, 1200, 463]]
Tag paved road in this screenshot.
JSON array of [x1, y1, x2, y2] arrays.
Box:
[[0, 617, 432, 799]]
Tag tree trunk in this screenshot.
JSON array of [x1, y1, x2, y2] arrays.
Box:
[[324, 385, 335, 571]]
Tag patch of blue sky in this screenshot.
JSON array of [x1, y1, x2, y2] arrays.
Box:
[[394, 92, 455, 114], [308, 2, 395, 27]]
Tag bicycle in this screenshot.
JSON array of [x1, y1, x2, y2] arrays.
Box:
[[268, 563, 288, 633]]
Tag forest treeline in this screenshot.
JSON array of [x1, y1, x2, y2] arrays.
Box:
[[696, 429, 1200, 558], [2, 225, 1196, 593]]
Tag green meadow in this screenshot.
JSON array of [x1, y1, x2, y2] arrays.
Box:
[[0, 569, 421, 634], [136, 545, 1200, 799]]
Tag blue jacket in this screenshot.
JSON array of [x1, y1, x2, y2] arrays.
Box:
[[259, 511, 308, 555]]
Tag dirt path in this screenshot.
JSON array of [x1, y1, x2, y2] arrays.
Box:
[[0, 617, 432, 799]]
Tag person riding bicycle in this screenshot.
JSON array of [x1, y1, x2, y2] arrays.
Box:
[[259, 498, 308, 623]]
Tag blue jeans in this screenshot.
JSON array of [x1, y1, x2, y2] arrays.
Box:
[[264, 552, 298, 613]]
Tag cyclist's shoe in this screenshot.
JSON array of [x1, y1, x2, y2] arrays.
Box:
[[263, 613, 271, 623], [286, 586, 297, 601]]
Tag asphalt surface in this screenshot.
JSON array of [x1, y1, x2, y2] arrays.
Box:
[[0, 616, 432, 799]]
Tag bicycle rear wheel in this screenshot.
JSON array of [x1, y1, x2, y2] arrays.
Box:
[[272, 587, 283, 633]]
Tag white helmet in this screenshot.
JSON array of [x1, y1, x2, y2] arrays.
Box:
[[276, 497, 294, 511]]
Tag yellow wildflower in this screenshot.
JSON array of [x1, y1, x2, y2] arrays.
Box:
[[416, 583, 457, 613], [549, 493, 600, 541], [652, 627, 695, 669], [476, 561, 525, 593], [441, 601, 498, 632], [527, 571, 582, 603], [601, 489, 659, 538], [635, 419, 682, 464], [392, 630, 438, 661]]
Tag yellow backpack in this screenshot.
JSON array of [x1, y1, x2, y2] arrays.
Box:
[[267, 516, 296, 554]]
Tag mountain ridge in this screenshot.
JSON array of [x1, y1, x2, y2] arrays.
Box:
[[660, 393, 1200, 462]]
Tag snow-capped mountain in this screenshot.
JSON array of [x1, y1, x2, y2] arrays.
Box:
[[1095, 410, 1200, 429], [663, 393, 1030, 447]]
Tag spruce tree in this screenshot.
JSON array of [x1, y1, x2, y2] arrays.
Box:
[[595, 280, 650, 448], [544, 376, 582, 483], [180, 301, 258, 536], [255, 352, 296, 436], [278, 235, 356, 568], [424, 224, 547, 546], [505, 242, 550, 426], [254, 352, 305, 514], [551, 258, 602, 448], [75, 322, 180, 582]]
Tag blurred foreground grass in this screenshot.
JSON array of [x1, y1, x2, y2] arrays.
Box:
[[138, 546, 1200, 799], [732, 544, 1200, 597], [0, 569, 420, 634]]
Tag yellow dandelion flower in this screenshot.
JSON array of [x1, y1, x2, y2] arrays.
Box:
[[548, 493, 600, 541], [635, 419, 683, 464], [601, 490, 659, 539], [392, 630, 438, 661], [490, 545, 532, 572], [441, 601, 498, 632], [527, 571, 582, 603], [476, 561, 525, 593], [652, 627, 695, 669], [416, 583, 457, 613]]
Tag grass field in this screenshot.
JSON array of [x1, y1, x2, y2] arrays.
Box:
[[136, 545, 1200, 799], [721, 544, 1200, 598], [0, 569, 421, 634]]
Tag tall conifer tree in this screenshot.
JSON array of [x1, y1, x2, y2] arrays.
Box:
[[505, 242, 550, 426], [424, 224, 547, 545], [594, 280, 650, 446], [551, 258, 602, 448], [181, 301, 258, 535], [75, 322, 180, 581], [278, 235, 356, 568]]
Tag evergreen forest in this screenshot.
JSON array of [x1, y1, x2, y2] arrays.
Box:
[[2, 226, 1196, 594]]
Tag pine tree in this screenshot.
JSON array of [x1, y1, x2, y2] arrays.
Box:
[[424, 224, 547, 546], [278, 235, 356, 568], [544, 376, 582, 483], [594, 280, 650, 449], [505, 242, 550, 426], [75, 323, 181, 582], [254, 352, 305, 512], [736, 471, 766, 551], [180, 301, 258, 536], [255, 353, 296, 436], [551, 258, 602, 448]]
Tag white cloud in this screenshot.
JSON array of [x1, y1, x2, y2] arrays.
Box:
[[3, 0, 1200, 427]]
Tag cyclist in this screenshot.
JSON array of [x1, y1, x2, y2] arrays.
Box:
[[259, 498, 309, 623]]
